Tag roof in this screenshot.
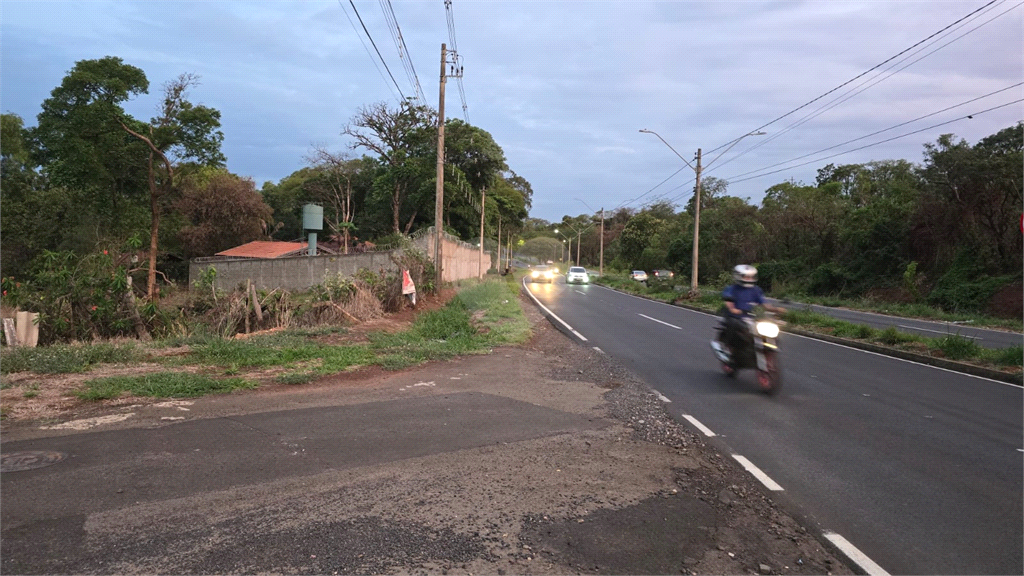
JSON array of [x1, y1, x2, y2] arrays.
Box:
[[215, 241, 308, 259]]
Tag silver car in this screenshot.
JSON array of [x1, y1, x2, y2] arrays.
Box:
[[566, 266, 590, 284]]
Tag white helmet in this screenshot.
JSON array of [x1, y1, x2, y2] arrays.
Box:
[[733, 264, 758, 287]]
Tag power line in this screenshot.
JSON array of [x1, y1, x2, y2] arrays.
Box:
[[704, 0, 1005, 160], [338, 0, 402, 102], [722, 83, 1024, 182], [343, 0, 407, 101], [379, 0, 426, 105], [723, 98, 1023, 185], [445, 0, 470, 123], [707, 0, 1020, 174]]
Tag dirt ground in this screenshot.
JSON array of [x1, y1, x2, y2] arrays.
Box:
[[0, 286, 854, 575]]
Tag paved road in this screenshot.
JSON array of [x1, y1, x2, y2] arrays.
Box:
[[525, 279, 1023, 575], [766, 298, 1021, 349]]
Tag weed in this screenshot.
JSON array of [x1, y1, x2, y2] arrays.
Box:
[[932, 334, 982, 361], [77, 372, 256, 400], [275, 372, 318, 385], [1, 342, 141, 375], [876, 326, 921, 346], [981, 345, 1023, 367]]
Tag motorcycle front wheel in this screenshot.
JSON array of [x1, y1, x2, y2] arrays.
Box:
[[757, 351, 781, 395]]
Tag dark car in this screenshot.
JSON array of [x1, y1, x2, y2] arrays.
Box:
[[652, 269, 674, 280]]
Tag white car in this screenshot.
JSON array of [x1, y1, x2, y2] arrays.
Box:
[[565, 266, 590, 284], [630, 270, 648, 282]]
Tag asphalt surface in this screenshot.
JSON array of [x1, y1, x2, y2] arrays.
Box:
[[766, 298, 1022, 349], [0, 307, 857, 576], [524, 278, 1023, 575]]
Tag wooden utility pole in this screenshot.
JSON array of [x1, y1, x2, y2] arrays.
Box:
[[690, 148, 703, 295], [599, 207, 605, 277], [479, 186, 486, 279], [434, 43, 447, 288]]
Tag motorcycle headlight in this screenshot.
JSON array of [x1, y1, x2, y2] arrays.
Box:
[[755, 321, 779, 338]]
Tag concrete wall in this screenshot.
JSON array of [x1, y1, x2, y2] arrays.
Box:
[[189, 229, 493, 292]]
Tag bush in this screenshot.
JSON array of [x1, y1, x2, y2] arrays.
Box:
[[932, 334, 982, 361]]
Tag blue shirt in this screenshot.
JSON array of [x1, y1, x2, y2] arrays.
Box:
[[722, 284, 765, 317]]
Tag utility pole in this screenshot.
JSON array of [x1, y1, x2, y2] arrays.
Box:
[[434, 43, 463, 289], [576, 229, 581, 265], [691, 148, 702, 294], [478, 186, 486, 279], [599, 207, 604, 277]]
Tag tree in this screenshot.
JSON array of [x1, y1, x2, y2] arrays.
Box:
[[175, 170, 273, 257], [343, 100, 436, 234], [118, 72, 225, 300], [32, 57, 151, 236], [305, 147, 363, 253], [619, 212, 664, 267]]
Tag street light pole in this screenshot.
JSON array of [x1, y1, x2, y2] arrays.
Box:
[[639, 129, 764, 295]]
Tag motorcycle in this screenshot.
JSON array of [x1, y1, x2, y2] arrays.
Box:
[[710, 313, 782, 394]]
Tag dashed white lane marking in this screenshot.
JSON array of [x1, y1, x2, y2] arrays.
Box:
[[897, 324, 980, 339], [574, 290, 586, 295], [682, 415, 715, 437], [652, 390, 672, 403], [523, 279, 589, 342], [731, 454, 784, 491], [638, 313, 681, 330], [823, 532, 891, 576], [593, 347, 605, 354]]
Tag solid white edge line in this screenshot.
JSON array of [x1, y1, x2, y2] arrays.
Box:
[[731, 454, 784, 491], [823, 532, 891, 576], [592, 284, 1017, 388], [638, 313, 682, 330], [522, 278, 588, 342], [652, 390, 672, 403], [682, 414, 715, 437], [593, 346, 605, 354]]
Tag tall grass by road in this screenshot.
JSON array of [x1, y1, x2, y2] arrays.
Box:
[[1, 280, 532, 402]]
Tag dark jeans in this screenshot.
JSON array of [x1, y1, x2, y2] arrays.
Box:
[[718, 314, 748, 350]]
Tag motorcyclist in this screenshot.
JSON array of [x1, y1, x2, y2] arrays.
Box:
[[717, 265, 785, 351]]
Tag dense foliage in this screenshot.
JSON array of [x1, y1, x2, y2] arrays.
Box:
[[527, 125, 1022, 317]]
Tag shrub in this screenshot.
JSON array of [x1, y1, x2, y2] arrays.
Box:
[[932, 334, 982, 361]]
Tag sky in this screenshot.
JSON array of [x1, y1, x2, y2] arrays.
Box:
[[2, 0, 1022, 224]]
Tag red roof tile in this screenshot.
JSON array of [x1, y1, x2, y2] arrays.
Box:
[[216, 241, 307, 259]]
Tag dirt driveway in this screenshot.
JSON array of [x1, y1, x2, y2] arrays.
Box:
[[1, 292, 853, 575]]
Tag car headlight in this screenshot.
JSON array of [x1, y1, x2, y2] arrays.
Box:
[[755, 321, 780, 338]]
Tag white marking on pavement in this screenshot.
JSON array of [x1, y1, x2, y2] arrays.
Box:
[[652, 390, 672, 403], [823, 532, 891, 576], [682, 415, 715, 437], [41, 413, 134, 430], [638, 313, 681, 330], [897, 324, 980, 339], [523, 279, 589, 342], [731, 454, 784, 491], [574, 290, 585, 295], [593, 347, 605, 354]]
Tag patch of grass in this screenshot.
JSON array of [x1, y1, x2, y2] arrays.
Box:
[[932, 334, 982, 361], [1, 342, 142, 375], [274, 372, 318, 385], [77, 372, 256, 401], [833, 323, 875, 339], [22, 384, 39, 399], [875, 326, 923, 346], [980, 345, 1023, 367]]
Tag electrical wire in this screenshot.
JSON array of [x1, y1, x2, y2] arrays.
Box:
[[723, 98, 1023, 185], [344, 0, 407, 101], [708, 0, 1021, 175], [338, 0, 402, 102], [703, 0, 1005, 159], [380, 0, 426, 105], [445, 0, 471, 123], [722, 83, 1024, 182]]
